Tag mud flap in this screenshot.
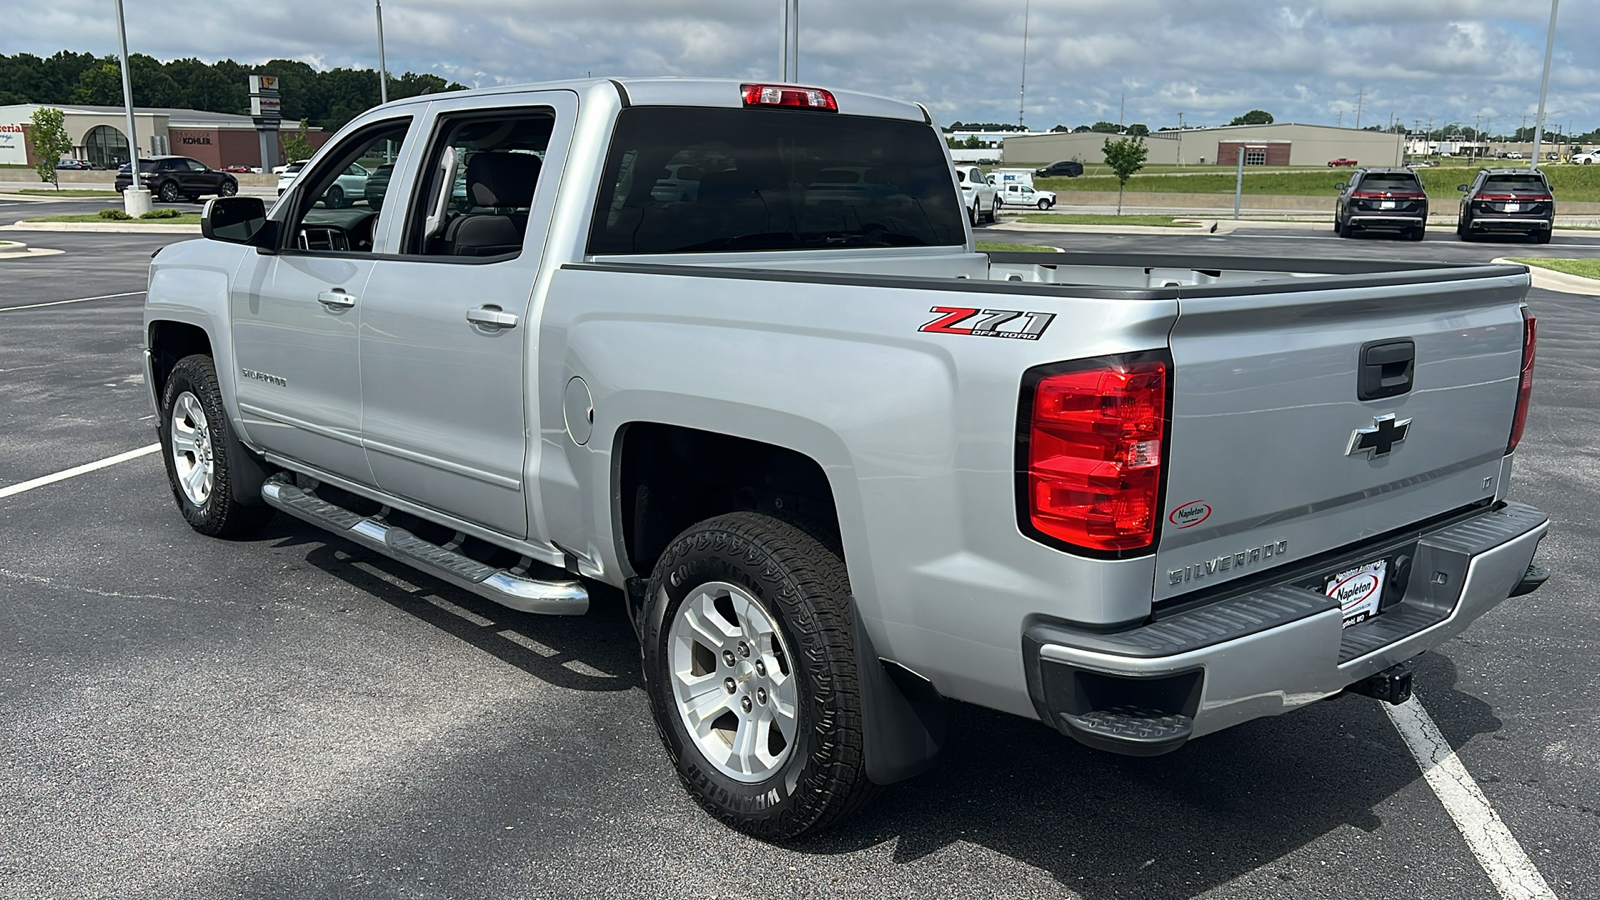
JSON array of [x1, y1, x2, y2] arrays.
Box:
[[853, 615, 946, 784]]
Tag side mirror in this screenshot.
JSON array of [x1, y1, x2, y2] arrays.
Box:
[[202, 196, 275, 249], [1334, 182, 1346, 191], [1456, 184, 1469, 192]]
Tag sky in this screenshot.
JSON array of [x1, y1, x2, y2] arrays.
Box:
[[3, 0, 1597, 134]]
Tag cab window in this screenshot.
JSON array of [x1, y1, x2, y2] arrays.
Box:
[[283, 119, 410, 254], [401, 109, 554, 258]]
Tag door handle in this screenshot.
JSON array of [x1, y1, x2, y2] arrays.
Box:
[[317, 290, 356, 309], [466, 306, 519, 329]]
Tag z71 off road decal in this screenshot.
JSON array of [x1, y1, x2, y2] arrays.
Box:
[[919, 306, 1056, 340]]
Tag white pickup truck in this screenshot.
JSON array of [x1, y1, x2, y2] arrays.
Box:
[[145, 78, 1548, 839]]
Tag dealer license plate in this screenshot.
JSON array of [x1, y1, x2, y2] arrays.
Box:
[[1325, 559, 1387, 628], [1505, 202, 1521, 212], [1380, 200, 1396, 209]]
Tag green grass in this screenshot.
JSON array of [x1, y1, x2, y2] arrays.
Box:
[[27, 212, 201, 225], [1035, 165, 1600, 202], [1506, 258, 1600, 279], [1022, 214, 1200, 227], [976, 242, 1059, 252], [10, 189, 121, 198]]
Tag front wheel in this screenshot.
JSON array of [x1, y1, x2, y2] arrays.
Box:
[[159, 355, 275, 537], [643, 512, 876, 840], [219, 180, 237, 198], [1038, 198, 1052, 210]]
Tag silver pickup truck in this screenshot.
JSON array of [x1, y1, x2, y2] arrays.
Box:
[[143, 78, 1549, 839]]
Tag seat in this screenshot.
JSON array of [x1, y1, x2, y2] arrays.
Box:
[[444, 152, 543, 256]]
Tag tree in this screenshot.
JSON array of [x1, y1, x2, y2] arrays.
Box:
[[1102, 134, 1148, 215], [71, 61, 125, 105], [1090, 121, 1119, 133], [1127, 123, 1150, 136], [281, 118, 314, 163], [29, 107, 72, 188], [1229, 109, 1274, 126]]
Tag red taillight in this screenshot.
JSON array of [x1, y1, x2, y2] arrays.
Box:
[[1351, 191, 1383, 199], [740, 83, 838, 111], [1477, 193, 1517, 201], [1508, 313, 1536, 453], [1024, 358, 1169, 553]]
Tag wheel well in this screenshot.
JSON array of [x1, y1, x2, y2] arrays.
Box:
[[617, 423, 840, 575], [148, 321, 212, 402]]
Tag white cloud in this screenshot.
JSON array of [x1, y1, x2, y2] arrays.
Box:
[[2, 0, 1596, 131]]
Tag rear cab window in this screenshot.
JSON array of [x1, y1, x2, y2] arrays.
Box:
[[1483, 174, 1549, 193], [1357, 173, 1422, 193], [588, 107, 965, 254]]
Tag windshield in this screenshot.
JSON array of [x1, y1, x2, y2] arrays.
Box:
[[589, 107, 965, 254]]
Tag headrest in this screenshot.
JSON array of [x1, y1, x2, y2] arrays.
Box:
[[467, 153, 542, 207]]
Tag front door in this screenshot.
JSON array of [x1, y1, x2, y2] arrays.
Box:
[[358, 92, 576, 538], [230, 117, 416, 484]]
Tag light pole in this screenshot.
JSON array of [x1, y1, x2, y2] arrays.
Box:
[[376, 0, 389, 105], [113, 0, 149, 215], [778, 0, 798, 81], [1530, 0, 1558, 169], [1018, 0, 1029, 129]]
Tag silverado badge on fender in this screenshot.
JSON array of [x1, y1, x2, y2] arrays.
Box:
[[920, 306, 1056, 340]]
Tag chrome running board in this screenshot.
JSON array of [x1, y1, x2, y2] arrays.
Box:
[[262, 475, 588, 616]]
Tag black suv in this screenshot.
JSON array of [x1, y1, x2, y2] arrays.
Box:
[[114, 156, 239, 203], [1034, 160, 1084, 178], [1457, 169, 1555, 243], [1333, 168, 1428, 240]]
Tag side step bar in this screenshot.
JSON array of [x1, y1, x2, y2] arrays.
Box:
[[262, 476, 588, 616]]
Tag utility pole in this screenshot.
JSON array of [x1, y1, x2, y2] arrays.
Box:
[[1119, 93, 1125, 131], [1473, 113, 1482, 160], [1530, 0, 1559, 169], [777, 0, 799, 80], [1017, 0, 1029, 129], [1354, 86, 1363, 129], [1177, 112, 1184, 166]]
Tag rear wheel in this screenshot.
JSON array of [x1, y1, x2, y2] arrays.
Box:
[[326, 185, 346, 208], [984, 197, 997, 224], [158, 181, 179, 202], [1338, 219, 1355, 238], [969, 201, 979, 227], [159, 355, 275, 537], [643, 512, 876, 840], [1535, 228, 1552, 244], [1408, 226, 1426, 241]]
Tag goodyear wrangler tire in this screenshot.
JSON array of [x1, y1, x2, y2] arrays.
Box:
[[159, 355, 275, 538], [643, 512, 876, 840]]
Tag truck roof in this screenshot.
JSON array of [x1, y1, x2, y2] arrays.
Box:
[[373, 77, 931, 124]]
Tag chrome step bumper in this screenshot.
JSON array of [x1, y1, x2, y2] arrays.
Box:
[[262, 476, 589, 616]]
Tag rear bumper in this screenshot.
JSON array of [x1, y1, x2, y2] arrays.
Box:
[[1348, 214, 1425, 228], [1022, 501, 1548, 756], [1470, 217, 1552, 232]]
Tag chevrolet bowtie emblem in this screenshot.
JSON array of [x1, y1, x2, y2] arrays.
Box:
[[1347, 414, 1411, 459]]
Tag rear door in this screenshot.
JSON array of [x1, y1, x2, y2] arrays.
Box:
[[1154, 270, 1529, 604], [356, 91, 578, 538]]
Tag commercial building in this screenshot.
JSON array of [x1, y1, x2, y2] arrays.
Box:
[[0, 103, 329, 170], [1003, 123, 1405, 168]]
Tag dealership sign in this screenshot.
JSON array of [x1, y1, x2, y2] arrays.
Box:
[[0, 121, 26, 165]]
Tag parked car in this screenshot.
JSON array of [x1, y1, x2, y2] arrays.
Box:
[[54, 158, 91, 170], [113, 155, 238, 202], [954, 164, 998, 224], [1333, 168, 1428, 240], [364, 163, 394, 209], [1327, 158, 1358, 167], [1033, 160, 1083, 178], [995, 181, 1057, 209], [1406, 159, 1437, 168], [222, 164, 252, 173], [276, 160, 371, 208], [1457, 169, 1555, 243], [159, 76, 1548, 840], [1572, 149, 1600, 165]]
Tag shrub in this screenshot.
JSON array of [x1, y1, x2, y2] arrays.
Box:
[[97, 208, 133, 220], [139, 208, 183, 219]]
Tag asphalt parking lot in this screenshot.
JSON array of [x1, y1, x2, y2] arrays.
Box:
[[1, 217, 1597, 899]]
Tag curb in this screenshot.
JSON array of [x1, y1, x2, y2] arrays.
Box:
[[1492, 257, 1600, 297], [992, 221, 1220, 236], [0, 221, 201, 234]]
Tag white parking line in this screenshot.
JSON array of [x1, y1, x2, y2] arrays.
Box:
[[0, 444, 160, 501], [1385, 696, 1557, 900], [0, 290, 146, 312]]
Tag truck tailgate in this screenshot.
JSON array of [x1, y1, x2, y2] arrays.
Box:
[[1155, 269, 1530, 604]]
